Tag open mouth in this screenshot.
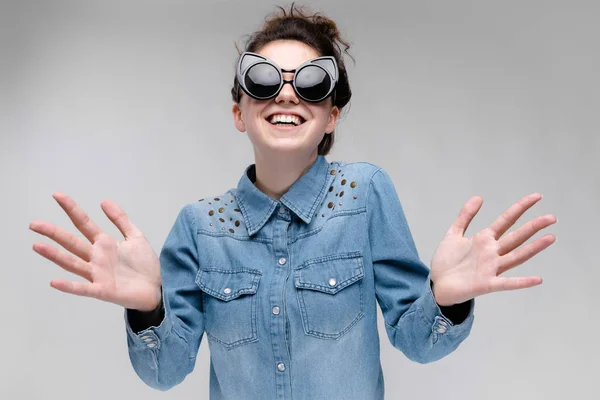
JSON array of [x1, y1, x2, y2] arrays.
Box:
[[266, 113, 306, 128]]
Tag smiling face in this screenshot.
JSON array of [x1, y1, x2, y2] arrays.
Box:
[[232, 40, 340, 160]]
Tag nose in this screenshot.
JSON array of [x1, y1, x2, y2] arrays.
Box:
[[275, 80, 299, 104]]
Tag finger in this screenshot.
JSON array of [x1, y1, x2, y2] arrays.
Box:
[[489, 276, 543, 292], [498, 214, 557, 256], [447, 196, 484, 237], [488, 193, 542, 240], [497, 234, 556, 275], [100, 199, 143, 240], [50, 280, 104, 299], [33, 242, 93, 281], [29, 220, 92, 262], [53, 192, 103, 243]]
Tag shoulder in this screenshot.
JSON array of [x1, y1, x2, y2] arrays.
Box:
[[181, 189, 245, 234], [328, 159, 389, 188]]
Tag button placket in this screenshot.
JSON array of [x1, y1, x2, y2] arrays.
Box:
[[271, 202, 292, 397]]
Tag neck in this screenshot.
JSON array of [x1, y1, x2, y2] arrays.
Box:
[[253, 151, 318, 201]]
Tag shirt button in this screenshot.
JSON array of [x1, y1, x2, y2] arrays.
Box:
[[272, 306, 280, 315], [278, 257, 287, 265], [278, 207, 286, 214], [223, 288, 232, 294], [277, 362, 286, 372], [147, 343, 156, 348], [328, 278, 337, 286]]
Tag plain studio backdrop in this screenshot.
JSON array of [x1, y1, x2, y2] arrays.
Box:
[[1, 0, 598, 399]]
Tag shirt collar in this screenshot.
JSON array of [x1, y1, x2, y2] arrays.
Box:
[[235, 155, 331, 236]]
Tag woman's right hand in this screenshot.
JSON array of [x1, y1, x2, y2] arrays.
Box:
[[30, 192, 162, 312]]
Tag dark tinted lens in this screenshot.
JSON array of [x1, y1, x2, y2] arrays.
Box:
[[295, 66, 331, 101], [244, 63, 281, 98]]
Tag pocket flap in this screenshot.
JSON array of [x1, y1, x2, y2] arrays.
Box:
[[294, 252, 364, 295], [196, 268, 261, 301]]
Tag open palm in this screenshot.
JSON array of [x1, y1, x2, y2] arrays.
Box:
[[30, 192, 162, 311], [430, 193, 557, 306]]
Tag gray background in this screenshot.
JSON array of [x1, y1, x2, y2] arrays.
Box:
[[1, 0, 598, 398]]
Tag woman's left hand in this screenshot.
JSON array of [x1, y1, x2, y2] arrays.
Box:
[[430, 193, 557, 306]]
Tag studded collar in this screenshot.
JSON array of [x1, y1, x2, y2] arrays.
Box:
[[234, 155, 332, 236]]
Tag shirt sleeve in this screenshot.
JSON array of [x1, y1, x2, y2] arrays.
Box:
[[367, 168, 475, 364], [124, 204, 205, 389]]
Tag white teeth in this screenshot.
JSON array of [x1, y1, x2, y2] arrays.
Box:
[[269, 114, 302, 126]]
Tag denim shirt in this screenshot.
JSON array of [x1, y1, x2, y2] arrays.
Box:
[[124, 155, 475, 399]]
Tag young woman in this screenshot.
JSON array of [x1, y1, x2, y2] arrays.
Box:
[[29, 5, 557, 399]]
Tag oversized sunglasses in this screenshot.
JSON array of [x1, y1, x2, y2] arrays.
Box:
[[236, 51, 338, 103]]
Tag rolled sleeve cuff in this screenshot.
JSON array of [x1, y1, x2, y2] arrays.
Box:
[[418, 279, 475, 338], [124, 307, 173, 350]]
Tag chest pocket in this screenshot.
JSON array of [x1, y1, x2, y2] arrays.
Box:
[[293, 252, 365, 339], [196, 268, 261, 349]]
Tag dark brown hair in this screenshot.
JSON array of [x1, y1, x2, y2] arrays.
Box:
[[231, 3, 353, 156]]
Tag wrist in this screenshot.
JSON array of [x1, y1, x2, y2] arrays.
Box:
[[430, 279, 455, 307]]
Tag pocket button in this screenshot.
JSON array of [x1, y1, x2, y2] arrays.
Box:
[[328, 278, 337, 286], [223, 287, 232, 294]]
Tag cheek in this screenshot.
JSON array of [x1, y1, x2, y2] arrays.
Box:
[[310, 107, 333, 126], [239, 100, 265, 125]]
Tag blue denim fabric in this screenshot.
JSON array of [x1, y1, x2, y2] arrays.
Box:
[[124, 155, 475, 399]]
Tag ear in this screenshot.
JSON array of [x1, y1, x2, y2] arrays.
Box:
[[325, 106, 340, 134], [232, 102, 246, 132]]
